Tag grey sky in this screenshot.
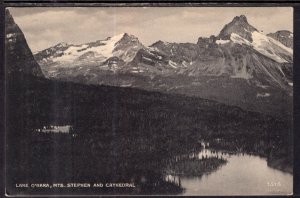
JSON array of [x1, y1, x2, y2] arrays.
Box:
[[8, 7, 293, 52]]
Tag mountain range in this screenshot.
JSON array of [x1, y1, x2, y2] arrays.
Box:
[[7, 11, 293, 117]]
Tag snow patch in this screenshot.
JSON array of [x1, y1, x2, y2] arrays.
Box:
[[163, 41, 170, 45], [142, 56, 153, 62], [52, 33, 126, 63], [256, 84, 269, 89], [251, 31, 292, 63], [6, 33, 15, 39], [148, 47, 160, 53], [120, 83, 132, 87], [244, 28, 250, 33], [168, 60, 178, 68], [216, 39, 230, 45], [288, 82, 293, 86], [257, 93, 271, 98], [101, 33, 126, 56], [230, 33, 251, 46], [230, 31, 293, 64], [182, 61, 189, 68]]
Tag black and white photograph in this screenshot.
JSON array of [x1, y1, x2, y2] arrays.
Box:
[[4, 6, 293, 196]]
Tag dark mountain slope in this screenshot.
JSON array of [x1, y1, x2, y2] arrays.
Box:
[[5, 9, 44, 77]]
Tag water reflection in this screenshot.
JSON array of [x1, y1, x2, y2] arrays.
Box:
[[197, 149, 230, 160], [163, 140, 292, 195], [179, 149, 293, 195]]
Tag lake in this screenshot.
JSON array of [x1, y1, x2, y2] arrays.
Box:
[[32, 127, 292, 195], [170, 148, 293, 195]]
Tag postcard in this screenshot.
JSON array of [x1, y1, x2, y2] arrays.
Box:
[[4, 6, 293, 196]]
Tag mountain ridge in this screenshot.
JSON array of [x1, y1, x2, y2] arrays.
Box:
[[34, 15, 293, 79], [29, 14, 293, 116]]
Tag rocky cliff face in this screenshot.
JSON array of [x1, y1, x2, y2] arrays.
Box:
[[218, 15, 257, 42], [267, 30, 293, 49], [5, 9, 44, 77]]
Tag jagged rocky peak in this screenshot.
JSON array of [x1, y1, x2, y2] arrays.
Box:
[[267, 30, 293, 49], [218, 15, 257, 42], [112, 33, 145, 62], [233, 15, 248, 23], [148, 40, 173, 54], [5, 9, 44, 77], [197, 35, 217, 47], [115, 33, 142, 47], [86, 33, 142, 50], [150, 40, 170, 47], [121, 33, 138, 41]]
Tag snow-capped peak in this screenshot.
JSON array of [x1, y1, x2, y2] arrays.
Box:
[[106, 33, 126, 44], [91, 33, 126, 57], [34, 32, 144, 68], [38, 33, 129, 63], [230, 33, 251, 45]]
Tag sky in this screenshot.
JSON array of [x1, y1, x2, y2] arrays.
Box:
[[8, 7, 293, 52]]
